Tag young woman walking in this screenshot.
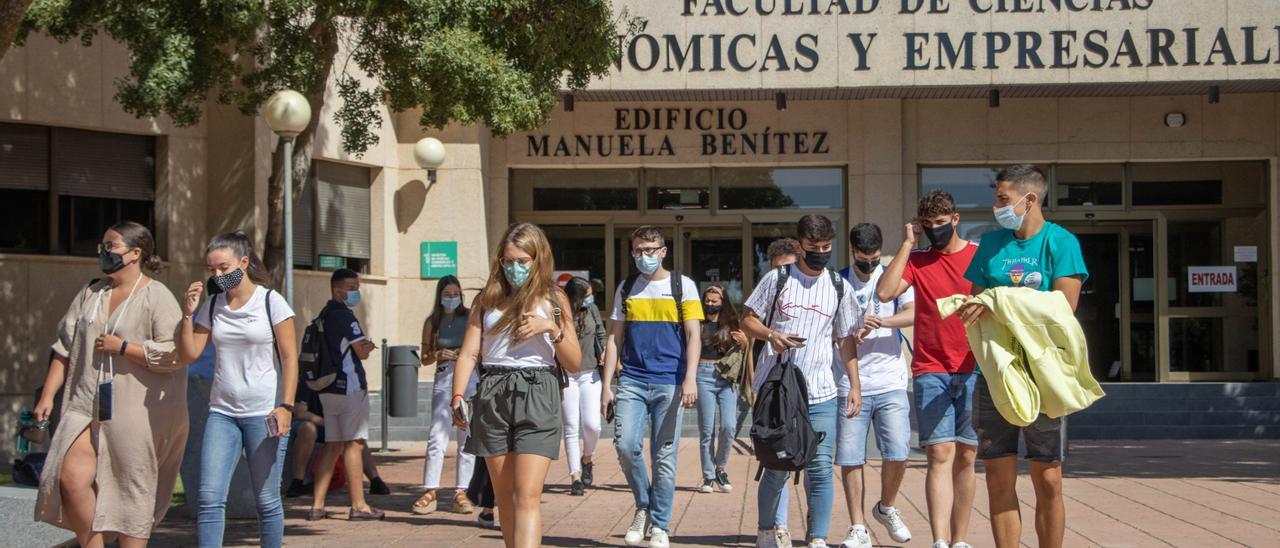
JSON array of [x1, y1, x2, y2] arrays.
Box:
[[35, 222, 186, 548], [414, 275, 479, 515], [451, 222, 582, 548], [560, 276, 607, 496], [695, 285, 748, 494], [176, 231, 298, 548]]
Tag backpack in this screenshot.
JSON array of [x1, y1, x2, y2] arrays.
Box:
[[620, 270, 686, 327], [749, 264, 846, 480], [299, 308, 347, 391]]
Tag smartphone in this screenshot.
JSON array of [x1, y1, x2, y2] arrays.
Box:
[[266, 415, 280, 437], [453, 401, 470, 426], [787, 336, 808, 348], [605, 401, 616, 424]]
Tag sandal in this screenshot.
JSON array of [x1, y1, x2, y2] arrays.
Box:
[[453, 490, 475, 514], [411, 490, 437, 515]]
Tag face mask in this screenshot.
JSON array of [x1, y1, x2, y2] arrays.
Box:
[[704, 304, 722, 315], [343, 289, 361, 308], [854, 259, 879, 275], [802, 249, 832, 271], [922, 222, 955, 250], [99, 248, 129, 274], [993, 193, 1032, 231], [503, 262, 531, 288], [211, 268, 245, 293], [635, 254, 661, 276], [581, 296, 594, 309], [442, 296, 463, 311]]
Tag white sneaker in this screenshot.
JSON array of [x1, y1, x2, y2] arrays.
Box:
[[931, 542, 950, 548], [775, 526, 793, 547], [648, 527, 670, 548], [952, 543, 973, 548], [757, 529, 778, 548], [840, 525, 872, 548], [872, 501, 913, 543], [624, 508, 649, 546], [807, 540, 828, 548]]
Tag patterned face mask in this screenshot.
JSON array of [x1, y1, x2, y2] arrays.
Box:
[[210, 268, 245, 293]]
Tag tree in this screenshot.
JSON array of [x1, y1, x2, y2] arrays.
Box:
[[19, 0, 630, 285], [0, 0, 34, 60]]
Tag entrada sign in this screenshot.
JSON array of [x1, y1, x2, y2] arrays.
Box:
[[526, 107, 830, 158]]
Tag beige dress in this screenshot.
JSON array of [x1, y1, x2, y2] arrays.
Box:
[[35, 278, 188, 539]]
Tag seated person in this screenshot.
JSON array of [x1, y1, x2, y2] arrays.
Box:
[[285, 378, 389, 497]]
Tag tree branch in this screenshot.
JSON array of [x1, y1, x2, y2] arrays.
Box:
[[0, 0, 34, 60]]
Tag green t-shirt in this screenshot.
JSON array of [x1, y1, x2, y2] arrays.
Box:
[[963, 221, 1089, 373]]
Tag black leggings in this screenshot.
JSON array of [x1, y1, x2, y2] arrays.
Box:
[[465, 454, 496, 508]]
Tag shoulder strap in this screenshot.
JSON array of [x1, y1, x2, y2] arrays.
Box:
[[621, 272, 640, 301], [670, 271, 684, 326], [264, 289, 281, 363], [549, 288, 563, 330], [207, 293, 218, 329], [828, 268, 845, 304], [763, 265, 789, 329]]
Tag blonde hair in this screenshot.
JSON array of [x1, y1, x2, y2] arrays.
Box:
[[478, 222, 558, 335]]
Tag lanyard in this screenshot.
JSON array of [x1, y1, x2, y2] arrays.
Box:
[[90, 275, 143, 385]]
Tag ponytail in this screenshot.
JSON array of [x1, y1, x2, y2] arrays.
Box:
[[207, 231, 272, 286]]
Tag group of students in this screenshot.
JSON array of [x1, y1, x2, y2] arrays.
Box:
[[28, 163, 1085, 548]]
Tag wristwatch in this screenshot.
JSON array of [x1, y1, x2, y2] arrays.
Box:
[[277, 403, 295, 413]]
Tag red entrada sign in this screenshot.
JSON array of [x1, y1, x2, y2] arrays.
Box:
[[1188, 266, 1238, 293]]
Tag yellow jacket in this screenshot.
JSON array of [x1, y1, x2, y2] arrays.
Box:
[[938, 287, 1105, 426]]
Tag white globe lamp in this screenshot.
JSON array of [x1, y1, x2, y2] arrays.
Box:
[[414, 137, 447, 183]]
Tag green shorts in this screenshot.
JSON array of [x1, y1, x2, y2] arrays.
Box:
[[464, 366, 562, 459]]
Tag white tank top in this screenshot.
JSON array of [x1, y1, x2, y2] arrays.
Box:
[[480, 301, 556, 369]]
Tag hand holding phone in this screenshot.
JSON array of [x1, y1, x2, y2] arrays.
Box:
[[605, 401, 616, 423], [266, 415, 280, 437], [452, 400, 470, 428], [787, 336, 807, 348]]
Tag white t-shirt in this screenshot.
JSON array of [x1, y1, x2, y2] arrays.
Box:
[[746, 265, 860, 404], [480, 302, 556, 369], [832, 266, 914, 396], [194, 286, 295, 417]]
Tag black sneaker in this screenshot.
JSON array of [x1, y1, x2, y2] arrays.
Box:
[[478, 511, 497, 528], [699, 479, 715, 493], [369, 477, 391, 495], [570, 479, 585, 496], [581, 461, 594, 487], [285, 479, 310, 498], [714, 469, 733, 493]]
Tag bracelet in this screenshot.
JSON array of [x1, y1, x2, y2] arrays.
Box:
[[277, 403, 295, 413], [452, 393, 465, 401], [120, 341, 128, 355], [551, 328, 565, 344]]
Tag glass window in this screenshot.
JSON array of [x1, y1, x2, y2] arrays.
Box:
[[647, 168, 710, 210], [511, 169, 639, 211], [920, 167, 999, 209], [0, 189, 48, 253], [683, 226, 745, 303], [1129, 162, 1265, 207], [545, 225, 607, 311], [58, 196, 154, 256], [718, 167, 843, 210], [1056, 164, 1122, 207], [751, 223, 796, 283]]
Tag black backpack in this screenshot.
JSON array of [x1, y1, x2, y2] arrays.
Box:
[[749, 265, 845, 480], [300, 308, 345, 391]]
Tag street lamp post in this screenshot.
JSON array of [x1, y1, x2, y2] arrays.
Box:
[[263, 90, 312, 305]]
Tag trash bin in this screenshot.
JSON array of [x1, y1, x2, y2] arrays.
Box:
[[386, 345, 421, 418]]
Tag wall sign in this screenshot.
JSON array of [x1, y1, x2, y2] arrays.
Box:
[[420, 241, 459, 279], [1234, 245, 1258, 263], [1188, 266, 1238, 293], [318, 255, 347, 270]]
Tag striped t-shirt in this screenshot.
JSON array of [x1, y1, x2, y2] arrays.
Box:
[[746, 264, 860, 404], [610, 273, 705, 385]]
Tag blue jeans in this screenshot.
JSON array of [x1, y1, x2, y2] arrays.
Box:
[[613, 376, 683, 531], [913, 372, 978, 447], [696, 361, 737, 480], [835, 389, 911, 466], [757, 398, 838, 541], [197, 411, 289, 548]]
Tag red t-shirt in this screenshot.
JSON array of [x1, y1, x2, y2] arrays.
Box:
[[902, 242, 979, 376]]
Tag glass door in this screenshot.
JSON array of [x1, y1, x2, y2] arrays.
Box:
[[679, 225, 747, 304]]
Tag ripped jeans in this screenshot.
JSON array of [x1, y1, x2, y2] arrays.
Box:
[[613, 376, 684, 531]]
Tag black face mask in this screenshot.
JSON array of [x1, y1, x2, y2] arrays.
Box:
[[802, 249, 832, 271], [922, 222, 955, 250], [703, 304, 722, 315], [854, 259, 879, 275], [99, 248, 128, 274]]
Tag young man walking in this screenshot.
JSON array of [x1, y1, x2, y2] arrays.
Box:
[[602, 226, 704, 548], [308, 269, 384, 521], [877, 190, 979, 548], [834, 223, 915, 548], [741, 215, 861, 548], [958, 164, 1088, 548]]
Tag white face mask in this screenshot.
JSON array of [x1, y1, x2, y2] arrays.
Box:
[[993, 193, 1032, 231]]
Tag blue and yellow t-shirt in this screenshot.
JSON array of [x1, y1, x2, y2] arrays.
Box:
[[610, 274, 705, 385], [964, 221, 1089, 292]]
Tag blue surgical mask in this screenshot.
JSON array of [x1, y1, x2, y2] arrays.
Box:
[[343, 289, 361, 308], [581, 296, 595, 309], [994, 193, 1032, 231], [635, 254, 661, 275], [503, 262, 531, 288], [442, 296, 463, 311]]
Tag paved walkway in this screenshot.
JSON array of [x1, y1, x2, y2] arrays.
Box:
[[149, 439, 1280, 547]]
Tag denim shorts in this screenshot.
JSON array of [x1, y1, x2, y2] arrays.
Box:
[[913, 372, 977, 447], [835, 389, 911, 466], [973, 375, 1065, 462]]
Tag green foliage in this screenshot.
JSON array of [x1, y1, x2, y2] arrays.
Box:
[[20, 0, 624, 154]]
